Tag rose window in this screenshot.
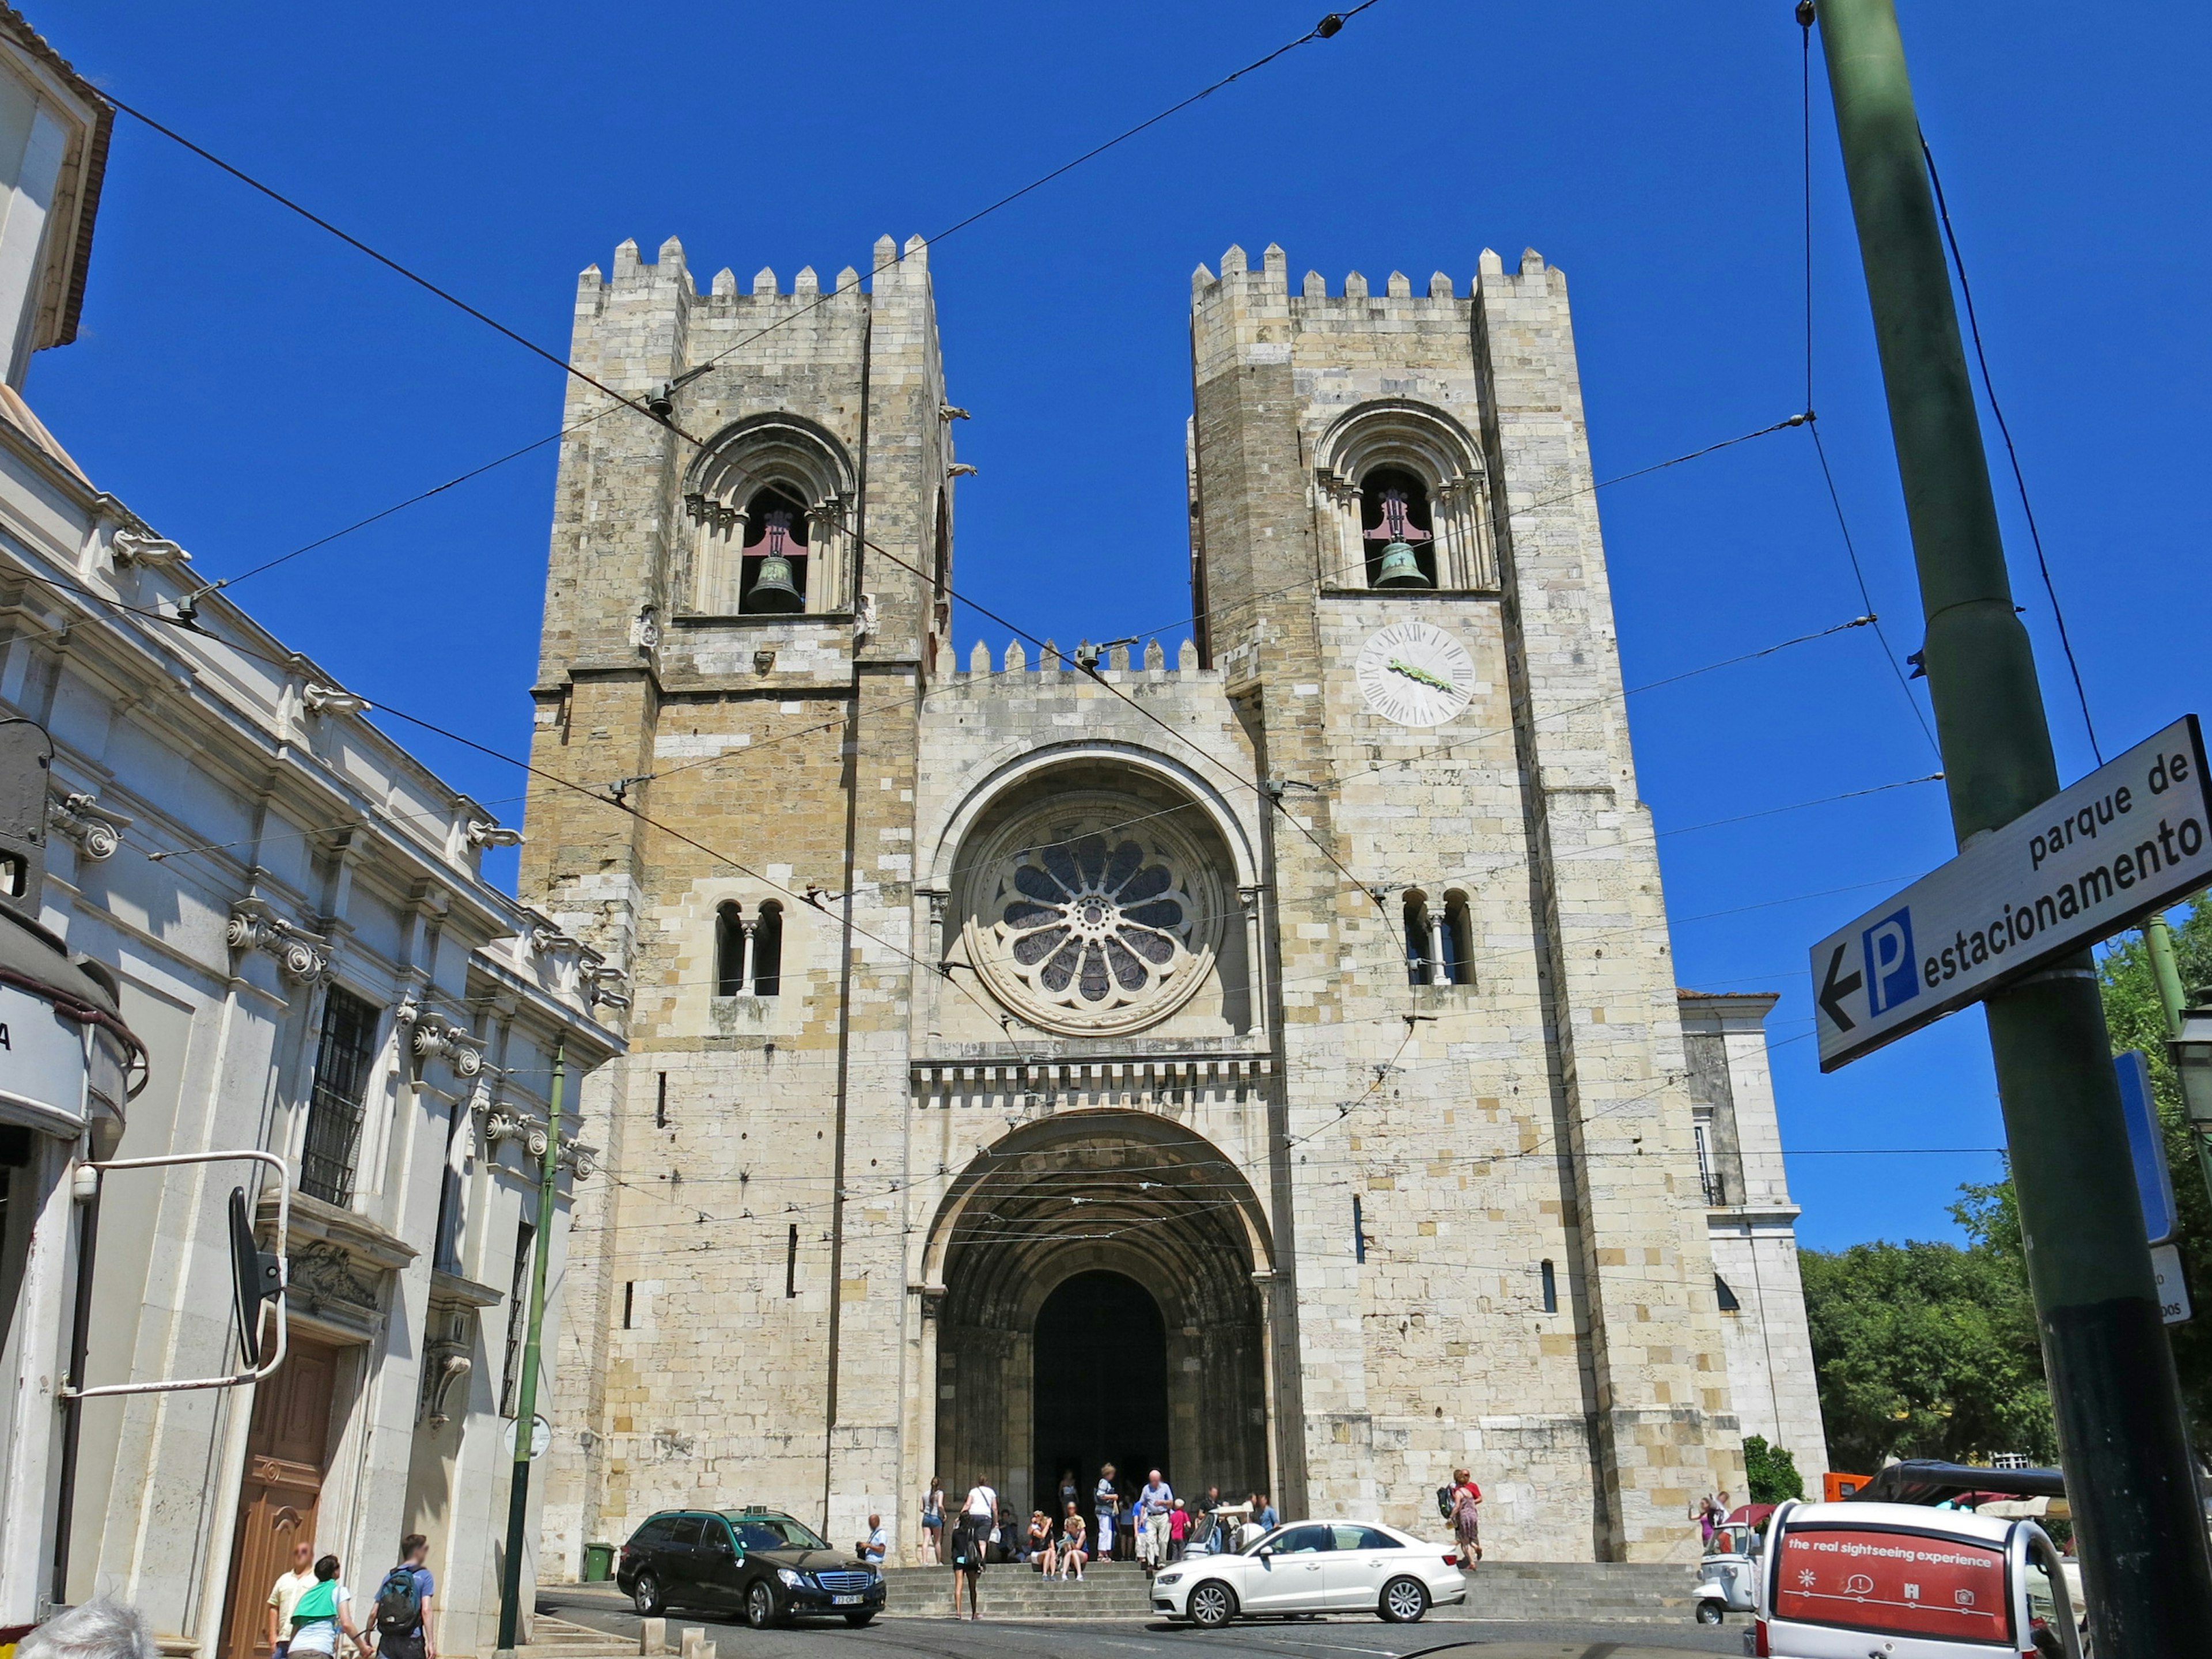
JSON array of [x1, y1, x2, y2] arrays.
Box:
[[1001, 835, 1191, 1007], [963, 801, 1224, 1036]]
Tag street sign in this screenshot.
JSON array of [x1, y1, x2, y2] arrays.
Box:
[[2117, 1050, 2177, 1245], [1812, 717, 2212, 1071], [2153, 1243, 2193, 1325]]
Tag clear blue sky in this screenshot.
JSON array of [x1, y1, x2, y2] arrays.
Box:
[[36, 2, 2211, 1249]]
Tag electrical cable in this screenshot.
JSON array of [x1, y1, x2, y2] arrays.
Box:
[[99, 6, 1381, 596], [1920, 132, 2101, 764]]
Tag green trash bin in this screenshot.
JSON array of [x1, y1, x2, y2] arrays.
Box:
[[582, 1541, 615, 1582]]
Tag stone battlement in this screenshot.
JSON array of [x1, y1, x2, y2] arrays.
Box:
[[1191, 241, 1552, 305], [949, 637, 1210, 677], [577, 232, 929, 306]]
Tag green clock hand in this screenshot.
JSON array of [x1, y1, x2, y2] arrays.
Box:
[[1387, 658, 1456, 694]]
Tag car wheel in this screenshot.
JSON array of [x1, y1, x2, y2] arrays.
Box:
[[843, 1612, 877, 1628], [1696, 1599, 1725, 1626], [1186, 1581, 1238, 1629], [631, 1572, 664, 1616], [745, 1580, 780, 1630], [1379, 1575, 1429, 1624]]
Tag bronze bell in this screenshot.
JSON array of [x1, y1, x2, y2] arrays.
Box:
[[1373, 539, 1429, 588], [742, 510, 806, 613], [743, 551, 804, 613]]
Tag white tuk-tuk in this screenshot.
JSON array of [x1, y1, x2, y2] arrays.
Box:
[[1754, 1498, 2080, 1658]]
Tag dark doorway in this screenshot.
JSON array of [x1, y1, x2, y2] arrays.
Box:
[[1033, 1270, 1169, 1521]]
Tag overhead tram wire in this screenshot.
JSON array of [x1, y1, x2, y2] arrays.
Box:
[[1920, 133, 2101, 764], [98, 6, 1382, 600]]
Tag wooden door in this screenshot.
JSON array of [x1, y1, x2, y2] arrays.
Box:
[[218, 1339, 340, 1659]]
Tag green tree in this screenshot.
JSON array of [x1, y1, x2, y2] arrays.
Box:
[[1741, 1435, 1804, 1503], [1800, 1237, 2057, 1471]]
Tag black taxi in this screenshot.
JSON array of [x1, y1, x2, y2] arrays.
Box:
[[616, 1508, 886, 1628]]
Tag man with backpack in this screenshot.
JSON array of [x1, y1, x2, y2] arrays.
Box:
[[371, 1536, 436, 1659]]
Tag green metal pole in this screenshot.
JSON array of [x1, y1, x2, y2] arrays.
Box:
[[495, 1040, 565, 1659], [2147, 912, 2189, 1037], [1814, 3, 2212, 1651]]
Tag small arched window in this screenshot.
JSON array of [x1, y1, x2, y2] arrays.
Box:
[[1360, 466, 1437, 589], [752, 900, 783, 997], [1715, 1274, 1741, 1313], [1402, 890, 1431, 986], [715, 901, 747, 996], [1441, 890, 1475, 987]]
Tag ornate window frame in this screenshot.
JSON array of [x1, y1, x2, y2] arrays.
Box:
[[1313, 399, 1496, 592], [680, 412, 857, 616]]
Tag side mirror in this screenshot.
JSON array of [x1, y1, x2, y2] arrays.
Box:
[[228, 1185, 283, 1368], [1255, 1545, 1274, 1559]]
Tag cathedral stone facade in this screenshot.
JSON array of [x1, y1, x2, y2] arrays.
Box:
[[524, 234, 1825, 1569]]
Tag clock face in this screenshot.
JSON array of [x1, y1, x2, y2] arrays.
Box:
[[1354, 620, 1476, 728]]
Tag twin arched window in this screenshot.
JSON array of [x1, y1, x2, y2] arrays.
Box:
[[1402, 889, 1474, 987], [714, 900, 783, 997], [1315, 401, 1496, 592], [684, 415, 855, 616]]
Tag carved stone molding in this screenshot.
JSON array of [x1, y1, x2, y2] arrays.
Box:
[[399, 993, 483, 1077], [48, 790, 124, 861], [112, 529, 192, 568], [227, 897, 329, 983], [288, 1238, 380, 1317]]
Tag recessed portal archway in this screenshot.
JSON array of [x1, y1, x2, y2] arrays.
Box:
[[929, 1111, 1272, 1520], [1033, 1271, 1169, 1519]]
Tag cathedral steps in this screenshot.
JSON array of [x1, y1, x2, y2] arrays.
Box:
[[877, 1559, 1698, 1622]]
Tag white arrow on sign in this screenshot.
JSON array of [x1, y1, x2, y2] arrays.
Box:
[[1811, 716, 2212, 1071]]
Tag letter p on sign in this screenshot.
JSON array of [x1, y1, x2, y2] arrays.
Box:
[[1863, 907, 1919, 1016]]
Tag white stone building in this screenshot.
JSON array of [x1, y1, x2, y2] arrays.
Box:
[[525, 234, 1831, 1567], [0, 13, 624, 1649]]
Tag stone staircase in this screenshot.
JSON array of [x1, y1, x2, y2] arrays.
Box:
[[880, 1558, 1699, 1622], [516, 1613, 635, 1658], [882, 1560, 1155, 1619]]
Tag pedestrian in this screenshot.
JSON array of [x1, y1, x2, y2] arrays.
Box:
[[265, 1539, 317, 1659], [1025, 1511, 1053, 1570], [15, 1597, 157, 1659], [1253, 1493, 1278, 1532], [1194, 1486, 1222, 1553], [1094, 1463, 1120, 1560], [857, 1514, 888, 1565], [1167, 1499, 1190, 1562], [1058, 1507, 1089, 1581], [1056, 1468, 1080, 1518], [952, 1476, 996, 1619], [922, 1475, 945, 1565], [286, 1555, 368, 1659], [370, 1534, 436, 1659], [1449, 1469, 1483, 1568], [1697, 1490, 1730, 1549], [1137, 1468, 1175, 1571]]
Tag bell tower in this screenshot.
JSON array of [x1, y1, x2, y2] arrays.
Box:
[[523, 233, 955, 1548], [1188, 244, 1743, 1558]]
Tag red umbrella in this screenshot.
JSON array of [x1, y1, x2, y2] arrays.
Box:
[[1728, 1503, 1777, 1525]]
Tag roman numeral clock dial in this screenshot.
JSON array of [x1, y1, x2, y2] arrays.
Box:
[[1354, 620, 1476, 728]]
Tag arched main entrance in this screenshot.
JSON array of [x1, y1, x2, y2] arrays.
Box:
[[929, 1112, 1272, 1519], [1033, 1271, 1169, 1515]]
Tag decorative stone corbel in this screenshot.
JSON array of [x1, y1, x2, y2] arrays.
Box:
[[467, 821, 525, 850], [227, 898, 329, 983], [112, 529, 192, 568], [302, 684, 369, 716], [423, 1345, 472, 1426], [854, 592, 878, 639], [410, 1011, 484, 1077], [587, 964, 631, 1010], [559, 1141, 598, 1181], [630, 605, 660, 652], [48, 790, 125, 861]]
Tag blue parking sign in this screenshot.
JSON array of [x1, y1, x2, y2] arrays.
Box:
[[1861, 907, 1919, 1016], [2116, 1050, 2176, 1246]]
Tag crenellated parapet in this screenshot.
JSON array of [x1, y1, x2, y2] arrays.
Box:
[[949, 637, 1208, 680]]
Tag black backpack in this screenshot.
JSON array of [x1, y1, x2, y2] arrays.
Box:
[[374, 1567, 423, 1637], [1435, 1486, 1455, 1521]]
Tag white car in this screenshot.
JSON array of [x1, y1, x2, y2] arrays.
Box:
[[1150, 1520, 1468, 1627]]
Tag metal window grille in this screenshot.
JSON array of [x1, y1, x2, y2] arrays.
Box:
[[300, 986, 382, 1206], [500, 1220, 535, 1416], [1693, 1118, 1725, 1208]]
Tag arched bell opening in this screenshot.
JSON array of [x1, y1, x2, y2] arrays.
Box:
[[927, 1112, 1272, 1523]]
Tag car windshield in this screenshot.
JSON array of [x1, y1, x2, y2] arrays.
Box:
[[722, 1513, 830, 1552]]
